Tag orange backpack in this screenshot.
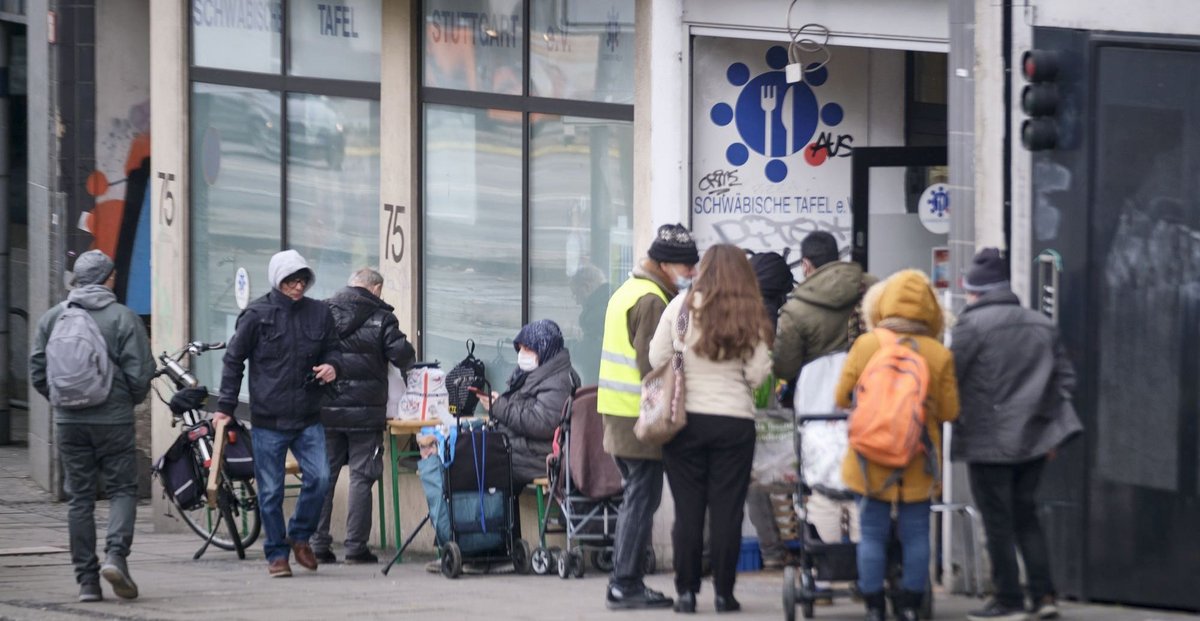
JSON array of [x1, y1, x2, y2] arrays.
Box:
[[847, 328, 936, 491]]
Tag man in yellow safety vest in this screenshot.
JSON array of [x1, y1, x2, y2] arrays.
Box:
[[598, 223, 698, 610]]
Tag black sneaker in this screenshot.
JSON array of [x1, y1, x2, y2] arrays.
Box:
[[78, 582, 103, 603], [606, 584, 675, 610], [967, 599, 1029, 621], [100, 556, 139, 600], [344, 550, 378, 565], [1031, 596, 1059, 619], [315, 549, 338, 564]]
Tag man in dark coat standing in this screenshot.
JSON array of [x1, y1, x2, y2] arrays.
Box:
[[215, 250, 342, 578], [311, 268, 415, 564], [952, 248, 1082, 621]]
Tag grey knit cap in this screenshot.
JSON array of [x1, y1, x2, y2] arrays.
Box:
[[72, 250, 115, 286]]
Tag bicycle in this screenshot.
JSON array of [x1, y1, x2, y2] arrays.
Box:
[[153, 341, 261, 560]]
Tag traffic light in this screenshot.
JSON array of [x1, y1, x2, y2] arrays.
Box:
[[1020, 49, 1061, 151]]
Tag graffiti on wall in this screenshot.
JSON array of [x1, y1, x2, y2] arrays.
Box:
[[79, 100, 152, 315]]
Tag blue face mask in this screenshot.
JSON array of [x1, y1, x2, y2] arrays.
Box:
[[674, 276, 693, 290]]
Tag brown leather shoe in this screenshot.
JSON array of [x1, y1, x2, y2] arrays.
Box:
[[291, 542, 318, 571], [268, 557, 292, 578]]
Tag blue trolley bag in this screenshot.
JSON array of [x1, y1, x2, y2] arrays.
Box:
[[445, 426, 513, 556]]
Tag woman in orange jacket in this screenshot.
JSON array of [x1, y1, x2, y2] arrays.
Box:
[[835, 270, 960, 621]]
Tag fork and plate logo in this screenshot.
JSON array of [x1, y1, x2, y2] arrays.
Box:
[[708, 45, 844, 183]]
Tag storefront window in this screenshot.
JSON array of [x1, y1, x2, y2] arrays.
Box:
[[423, 0, 524, 95], [529, 115, 633, 385], [190, 83, 283, 392], [192, 0, 284, 74], [423, 104, 523, 387], [530, 0, 635, 104], [286, 95, 381, 299], [288, 0, 382, 82], [420, 0, 634, 388]]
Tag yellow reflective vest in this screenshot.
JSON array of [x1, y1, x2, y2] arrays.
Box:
[[596, 277, 669, 417]]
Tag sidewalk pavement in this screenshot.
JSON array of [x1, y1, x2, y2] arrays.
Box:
[[1, 445, 1193, 621]]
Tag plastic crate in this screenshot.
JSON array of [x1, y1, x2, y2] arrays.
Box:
[[737, 537, 763, 572]]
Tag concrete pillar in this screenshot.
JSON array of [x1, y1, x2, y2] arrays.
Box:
[[944, 0, 978, 595], [379, 0, 417, 333], [634, 0, 687, 253], [375, 0, 431, 552], [26, 0, 62, 493], [0, 20, 11, 447], [149, 0, 191, 528]]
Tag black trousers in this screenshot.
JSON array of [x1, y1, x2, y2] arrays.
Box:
[[969, 458, 1056, 608], [663, 414, 755, 598]]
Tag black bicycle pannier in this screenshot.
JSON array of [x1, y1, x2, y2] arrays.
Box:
[[222, 419, 255, 481], [153, 435, 204, 510]]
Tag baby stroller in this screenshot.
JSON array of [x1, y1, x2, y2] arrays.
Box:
[[782, 413, 934, 620], [437, 422, 533, 578], [532, 386, 656, 579]]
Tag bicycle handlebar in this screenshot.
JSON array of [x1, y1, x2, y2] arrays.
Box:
[[187, 341, 226, 354]]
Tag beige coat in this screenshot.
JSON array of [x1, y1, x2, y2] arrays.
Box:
[[649, 293, 772, 419]]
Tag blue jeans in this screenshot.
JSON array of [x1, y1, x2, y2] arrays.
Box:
[[253, 424, 330, 562], [856, 497, 931, 594]]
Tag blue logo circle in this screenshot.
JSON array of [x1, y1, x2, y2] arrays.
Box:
[[711, 103, 734, 126], [765, 159, 788, 183], [726, 143, 749, 167], [806, 63, 829, 87], [820, 103, 843, 127], [727, 62, 750, 87]]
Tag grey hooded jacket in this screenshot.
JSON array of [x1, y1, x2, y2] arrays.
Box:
[[491, 349, 580, 484], [218, 251, 342, 431], [950, 288, 1083, 463], [30, 285, 154, 425]]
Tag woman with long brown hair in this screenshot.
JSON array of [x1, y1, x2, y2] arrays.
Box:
[[648, 243, 773, 613]]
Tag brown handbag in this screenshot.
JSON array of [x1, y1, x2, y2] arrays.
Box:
[[634, 300, 690, 445]]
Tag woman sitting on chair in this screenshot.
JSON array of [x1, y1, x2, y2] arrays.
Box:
[[476, 319, 580, 486]]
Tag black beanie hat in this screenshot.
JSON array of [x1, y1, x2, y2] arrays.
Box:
[[648, 223, 700, 265], [965, 247, 1010, 292]]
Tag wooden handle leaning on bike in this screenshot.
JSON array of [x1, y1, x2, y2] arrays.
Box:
[[206, 417, 229, 508]]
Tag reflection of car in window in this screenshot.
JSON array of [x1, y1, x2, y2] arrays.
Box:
[[206, 92, 347, 170], [285, 97, 347, 171]]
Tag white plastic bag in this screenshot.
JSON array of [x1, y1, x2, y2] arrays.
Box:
[[751, 414, 797, 488], [396, 365, 451, 423], [386, 365, 407, 420], [794, 351, 851, 495]]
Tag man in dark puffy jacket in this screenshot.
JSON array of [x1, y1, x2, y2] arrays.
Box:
[[311, 268, 414, 565], [29, 250, 153, 602], [952, 248, 1082, 621], [215, 250, 342, 578]]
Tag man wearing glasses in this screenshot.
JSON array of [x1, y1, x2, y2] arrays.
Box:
[[214, 249, 342, 578]]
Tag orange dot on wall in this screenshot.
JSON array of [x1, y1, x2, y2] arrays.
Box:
[[804, 143, 828, 167], [86, 170, 109, 197]]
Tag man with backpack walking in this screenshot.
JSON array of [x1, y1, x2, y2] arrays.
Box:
[[836, 270, 959, 621], [598, 223, 698, 610], [951, 248, 1082, 621], [213, 250, 341, 578], [311, 268, 414, 565], [29, 250, 154, 602]]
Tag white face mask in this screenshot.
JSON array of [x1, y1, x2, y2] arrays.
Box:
[[673, 276, 693, 291], [517, 350, 539, 372]]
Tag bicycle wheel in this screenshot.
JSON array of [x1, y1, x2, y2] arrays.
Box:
[[175, 479, 261, 551]]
